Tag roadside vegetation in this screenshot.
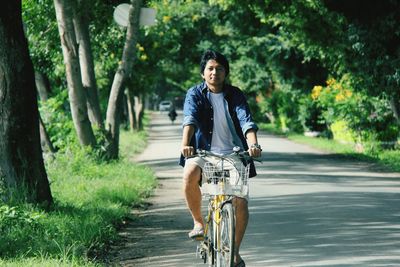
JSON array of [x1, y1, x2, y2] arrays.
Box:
[[259, 123, 400, 172], [0, 126, 156, 267], [1, 0, 399, 265]]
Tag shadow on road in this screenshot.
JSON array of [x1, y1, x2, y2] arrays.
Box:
[[245, 191, 400, 266], [244, 151, 400, 266]]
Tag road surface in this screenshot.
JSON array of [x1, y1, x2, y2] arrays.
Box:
[[109, 111, 400, 267]]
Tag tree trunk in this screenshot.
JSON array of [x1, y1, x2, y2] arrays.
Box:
[[105, 0, 142, 159], [39, 112, 56, 154], [121, 92, 129, 128], [390, 92, 400, 125], [126, 89, 137, 131], [0, 1, 53, 205], [73, 0, 103, 129], [54, 0, 96, 147], [134, 95, 144, 130], [35, 71, 56, 153], [35, 71, 51, 101]]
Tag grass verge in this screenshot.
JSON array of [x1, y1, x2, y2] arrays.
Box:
[[0, 125, 156, 266], [259, 123, 400, 172]]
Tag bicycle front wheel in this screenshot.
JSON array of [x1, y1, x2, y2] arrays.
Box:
[[205, 213, 215, 267], [216, 202, 235, 267]]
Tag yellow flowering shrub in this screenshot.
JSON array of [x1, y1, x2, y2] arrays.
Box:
[[140, 54, 148, 61], [311, 85, 323, 100], [162, 16, 171, 23], [306, 77, 355, 134], [309, 76, 399, 145], [312, 78, 353, 104]]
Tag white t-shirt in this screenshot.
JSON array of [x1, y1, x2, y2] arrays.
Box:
[[209, 92, 236, 154]]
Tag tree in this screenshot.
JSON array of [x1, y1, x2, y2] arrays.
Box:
[[73, 0, 104, 129], [35, 72, 56, 154], [53, 0, 96, 147], [0, 1, 53, 205], [35, 71, 51, 101], [105, 0, 142, 159], [324, 0, 400, 125]]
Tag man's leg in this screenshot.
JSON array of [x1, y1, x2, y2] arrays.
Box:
[[183, 163, 204, 230], [233, 197, 249, 264]]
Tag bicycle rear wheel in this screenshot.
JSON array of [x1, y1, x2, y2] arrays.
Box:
[[215, 202, 235, 267]]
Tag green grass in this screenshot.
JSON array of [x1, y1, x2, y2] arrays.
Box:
[[120, 128, 148, 159], [259, 123, 400, 172], [376, 149, 400, 171], [0, 125, 156, 266], [0, 258, 98, 267], [288, 134, 355, 154]]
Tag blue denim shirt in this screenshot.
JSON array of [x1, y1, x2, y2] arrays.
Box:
[[179, 81, 258, 177]]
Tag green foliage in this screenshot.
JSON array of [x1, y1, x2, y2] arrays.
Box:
[[310, 77, 354, 126], [378, 150, 400, 172], [298, 96, 327, 133], [0, 258, 98, 267], [39, 90, 78, 151], [310, 77, 399, 145], [288, 134, 355, 155], [23, 0, 62, 79], [23, 0, 400, 152], [0, 205, 44, 256], [0, 131, 156, 264], [145, 0, 217, 98], [330, 120, 356, 144], [266, 87, 303, 132], [119, 129, 148, 158], [343, 94, 399, 146]]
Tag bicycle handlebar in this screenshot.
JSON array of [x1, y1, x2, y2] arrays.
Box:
[[196, 149, 248, 158], [186, 147, 262, 163]]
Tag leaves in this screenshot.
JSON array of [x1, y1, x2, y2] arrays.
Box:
[[21, 0, 400, 148]]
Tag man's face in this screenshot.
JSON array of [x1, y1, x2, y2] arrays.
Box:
[[201, 59, 226, 89]]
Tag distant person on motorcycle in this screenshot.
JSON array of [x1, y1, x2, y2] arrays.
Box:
[[168, 106, 177, 124]]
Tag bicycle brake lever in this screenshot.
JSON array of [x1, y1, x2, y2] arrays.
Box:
[[196, 149, 206, 156]]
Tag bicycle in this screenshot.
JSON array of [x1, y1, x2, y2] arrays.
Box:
[[191, 147, 253, 267]]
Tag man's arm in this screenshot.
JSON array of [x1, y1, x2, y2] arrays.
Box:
[[246, 129, 262, 157], [181, 125, 195, 157]]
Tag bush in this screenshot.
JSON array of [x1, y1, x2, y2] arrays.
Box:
[[298, 96, 327, 133], [309, 76, 399, 146], [266, 87, 303, 132], [39, 90, 78, 151], [0, 205, 44, 257], [330, 120, 356, 144]]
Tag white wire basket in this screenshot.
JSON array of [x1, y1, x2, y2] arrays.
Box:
[[201, 158, 249, 197]]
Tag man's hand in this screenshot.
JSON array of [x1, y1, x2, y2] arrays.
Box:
[[248, 144, 262, 158], [245, 130, 262, 158], [181, 145, 195, 157]]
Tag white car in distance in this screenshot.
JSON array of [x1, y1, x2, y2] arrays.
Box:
[[159, 100, 172, 111]]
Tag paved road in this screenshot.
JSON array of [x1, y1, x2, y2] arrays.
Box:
[[110, 111, 400, 267]]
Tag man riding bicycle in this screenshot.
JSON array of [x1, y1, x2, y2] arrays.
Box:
[[179, 50, 262, 267]]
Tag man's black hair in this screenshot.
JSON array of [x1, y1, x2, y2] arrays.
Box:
[[200, 50, 230, 76]]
